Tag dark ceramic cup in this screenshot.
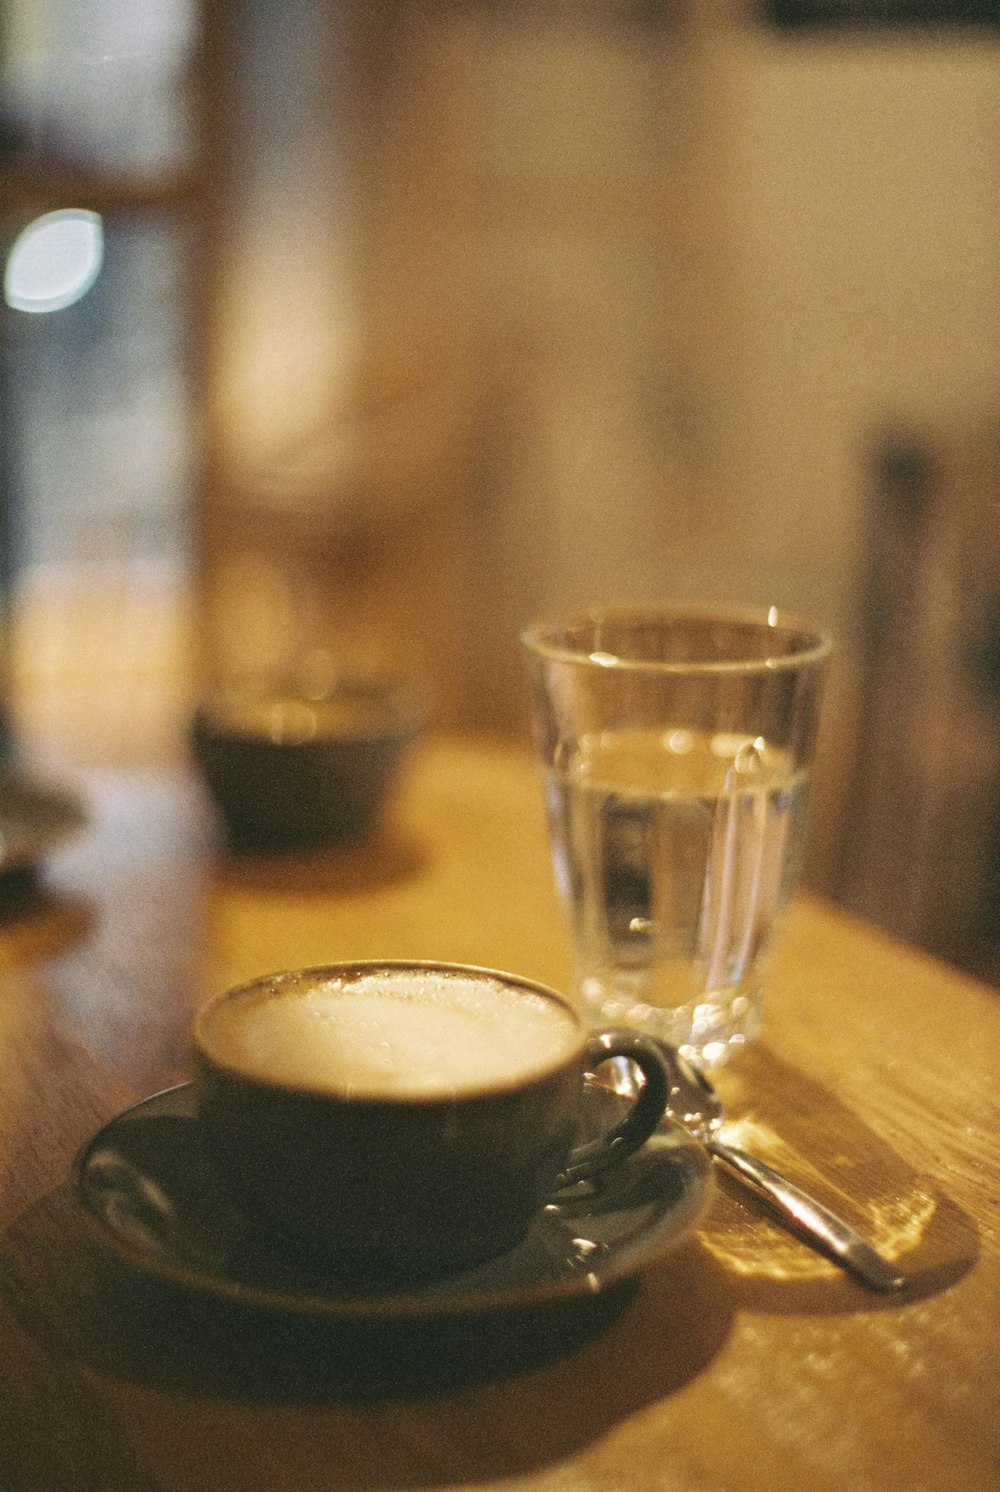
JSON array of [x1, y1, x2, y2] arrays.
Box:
[[192, 961, 671, 1288], [189, 679, 423, 850]]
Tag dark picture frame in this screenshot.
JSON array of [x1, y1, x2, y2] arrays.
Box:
[[763, 0, 999, 27]]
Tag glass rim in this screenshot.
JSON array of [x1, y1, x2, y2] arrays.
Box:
[[520, 604, 833, 675]]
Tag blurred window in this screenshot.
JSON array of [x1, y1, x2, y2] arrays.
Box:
[[2, 214, 194, 574], [0, 0, 202, 757], [1, 0, 198, 179]]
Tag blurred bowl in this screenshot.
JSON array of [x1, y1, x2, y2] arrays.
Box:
[[190, 680, 423, 850]]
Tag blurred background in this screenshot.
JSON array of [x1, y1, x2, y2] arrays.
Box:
[[1, 0, 997, 980]]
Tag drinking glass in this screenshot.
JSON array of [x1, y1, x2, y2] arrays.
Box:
[[522, 606, 831, 1067]]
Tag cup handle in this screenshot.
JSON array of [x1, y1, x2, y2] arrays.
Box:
[[554, 1028, 670, 1187]]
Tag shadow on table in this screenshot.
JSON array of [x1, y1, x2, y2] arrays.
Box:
[[209, 822, 428, 896], [694, 1047, 980, 1313], [0, 875, 93, 966], [0, 1184, 734, 1425]]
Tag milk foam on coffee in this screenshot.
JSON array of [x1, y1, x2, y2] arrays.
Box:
[[208, 970, 581, 1096]]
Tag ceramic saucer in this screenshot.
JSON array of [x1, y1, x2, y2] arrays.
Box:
[[72, 1082, 713, 1324], [0, 767, 87, 877]]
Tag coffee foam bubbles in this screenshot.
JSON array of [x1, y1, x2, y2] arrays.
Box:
[[206, 970, 581, 1097]]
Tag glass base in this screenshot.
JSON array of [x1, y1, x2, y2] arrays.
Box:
[[579, 976, 763, 1069]]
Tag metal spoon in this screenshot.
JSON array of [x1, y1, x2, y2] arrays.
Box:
[[604, 1045, 905, 1292]]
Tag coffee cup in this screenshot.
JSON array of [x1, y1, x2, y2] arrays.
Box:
[[192, 960, 671, 1287]]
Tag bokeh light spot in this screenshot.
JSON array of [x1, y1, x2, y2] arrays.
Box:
[[5, 209, 105, 314]]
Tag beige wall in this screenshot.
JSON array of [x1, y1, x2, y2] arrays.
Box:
[[719, 26, 999, 636]]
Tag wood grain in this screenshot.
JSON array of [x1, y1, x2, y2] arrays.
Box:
[[0, 735, 997, 1492]]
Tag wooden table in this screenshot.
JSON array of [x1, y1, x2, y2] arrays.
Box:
[[1, 734, 997, 1491]]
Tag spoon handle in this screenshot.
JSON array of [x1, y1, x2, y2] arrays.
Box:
[[709, 1140, 905, 1292]]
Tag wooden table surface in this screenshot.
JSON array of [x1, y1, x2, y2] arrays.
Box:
[[0, 733, 997, 1492]]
